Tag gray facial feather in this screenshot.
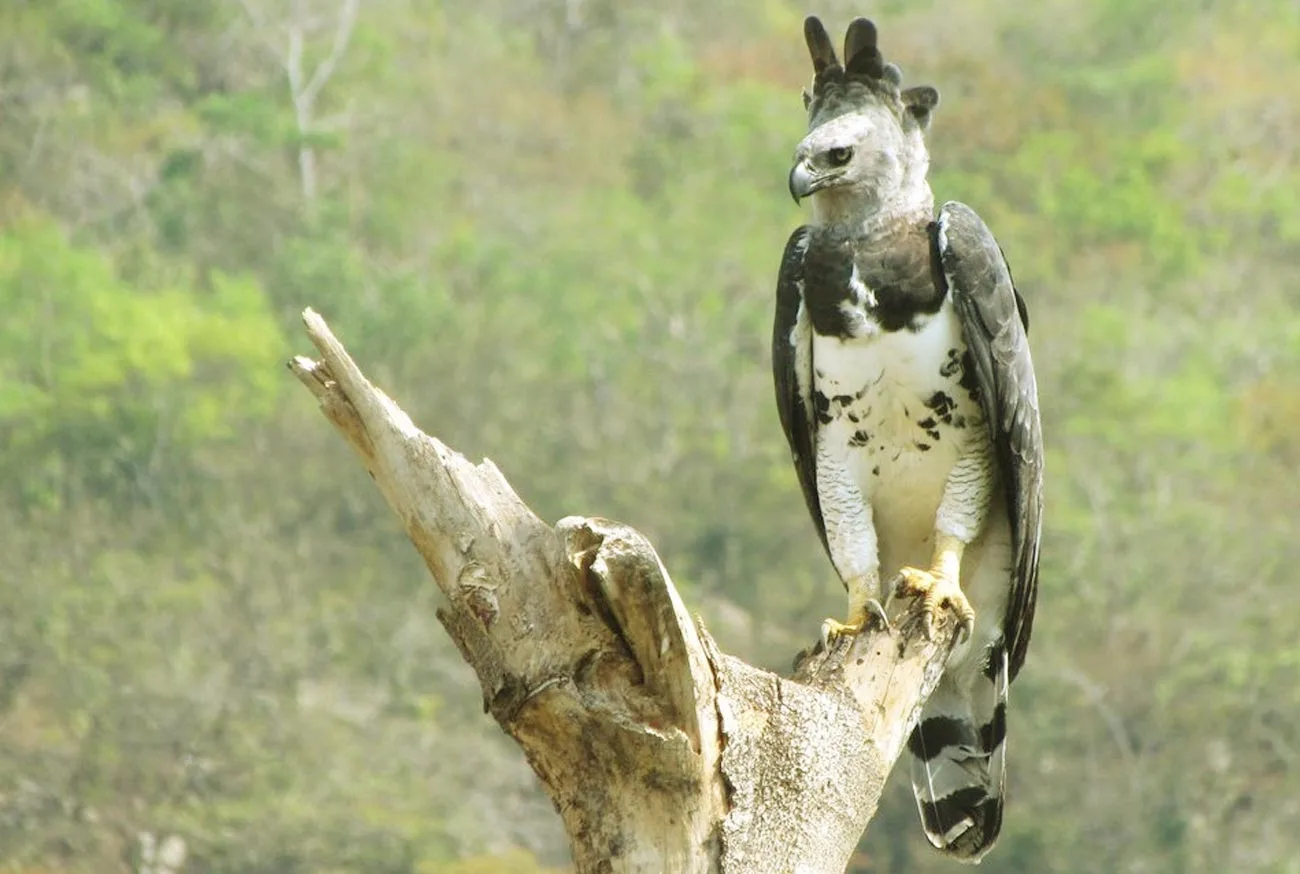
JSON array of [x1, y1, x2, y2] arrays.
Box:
[[793, 107, 932, 224]]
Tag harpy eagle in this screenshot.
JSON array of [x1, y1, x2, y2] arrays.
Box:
[[772, 17, 1043, 862]]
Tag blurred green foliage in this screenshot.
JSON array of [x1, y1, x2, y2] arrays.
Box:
[[0, 216, 282, 507], [1, 0, 1298, 871]]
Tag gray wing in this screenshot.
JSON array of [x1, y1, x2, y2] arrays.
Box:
[[936, 202, 1043, 680], [772, 226, 829, 557]]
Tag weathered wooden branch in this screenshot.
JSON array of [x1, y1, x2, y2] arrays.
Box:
[[288, 309, 961, 874]]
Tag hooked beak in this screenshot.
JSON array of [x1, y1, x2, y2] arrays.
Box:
[[788, 161, 833, 204]]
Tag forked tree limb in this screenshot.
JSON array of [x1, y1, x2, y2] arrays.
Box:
[[289, 308, 961, 874]]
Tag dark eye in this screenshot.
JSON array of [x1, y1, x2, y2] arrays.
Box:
[[827, 147, 853, 166]]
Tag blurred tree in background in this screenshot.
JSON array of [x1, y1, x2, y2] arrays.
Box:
[[1, 0, 1298, 871]]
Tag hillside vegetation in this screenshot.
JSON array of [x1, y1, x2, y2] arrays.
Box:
[[1, 0, 1298, 871]]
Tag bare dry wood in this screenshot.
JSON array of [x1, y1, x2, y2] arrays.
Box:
[[289, 308, 962, 874]]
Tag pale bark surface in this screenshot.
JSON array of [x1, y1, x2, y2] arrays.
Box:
[[289, 309, 962, 874]]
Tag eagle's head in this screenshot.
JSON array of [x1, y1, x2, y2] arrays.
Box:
[[788, 17, 939, 227]]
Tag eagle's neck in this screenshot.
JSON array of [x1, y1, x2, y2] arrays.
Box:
[[812, 178, 935, 240]]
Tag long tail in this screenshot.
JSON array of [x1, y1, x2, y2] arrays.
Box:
[[907, 641, 1009, 862]]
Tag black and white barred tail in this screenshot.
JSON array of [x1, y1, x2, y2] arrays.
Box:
[[907, 640, 1009, 862]]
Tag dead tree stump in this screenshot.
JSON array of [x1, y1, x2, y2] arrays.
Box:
[[289, 309, 961, 874]]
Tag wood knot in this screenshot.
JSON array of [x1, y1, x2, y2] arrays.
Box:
[[456, 562, 499, 628]]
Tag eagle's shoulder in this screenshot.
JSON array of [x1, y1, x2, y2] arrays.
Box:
[[935, 201, 1028, 333]]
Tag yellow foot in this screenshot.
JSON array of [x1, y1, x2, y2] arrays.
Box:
[[895, 567, 975, 642], [820, 598, 890, 648]]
